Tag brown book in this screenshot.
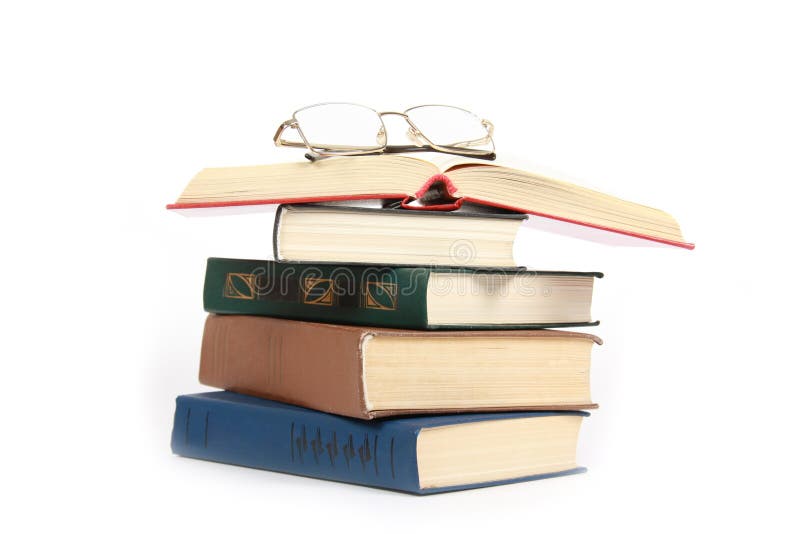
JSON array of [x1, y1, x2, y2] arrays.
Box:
[[199, 314, 601, 420]]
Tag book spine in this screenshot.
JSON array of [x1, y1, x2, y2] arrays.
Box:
[[204, 258, 430, 329], [171, 393, 422, 493], [272, 205, 285, 261], [199, 314, 369, 419]]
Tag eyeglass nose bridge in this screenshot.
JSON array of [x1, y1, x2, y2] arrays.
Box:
[[377, 111, 428, 147], [376, 111, 408, 118]]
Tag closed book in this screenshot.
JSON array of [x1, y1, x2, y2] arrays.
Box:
[[198, 314, 600, 419], [205, 257, 602, 329], [171, 391, 589, 494], [273, 204, 527, 268]]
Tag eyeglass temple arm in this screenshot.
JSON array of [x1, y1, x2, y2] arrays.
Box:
[[383, 145, 495, 159], [273, 119, 307, 148], [305, 145, 496, 162]]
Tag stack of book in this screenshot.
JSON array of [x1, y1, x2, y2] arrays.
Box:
[[169, 156, 690, 494]]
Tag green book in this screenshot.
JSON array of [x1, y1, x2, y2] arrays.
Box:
[[204, 258, 602, 330]]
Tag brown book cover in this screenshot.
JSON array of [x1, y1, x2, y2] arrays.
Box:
[[199, 314, 601, 419]]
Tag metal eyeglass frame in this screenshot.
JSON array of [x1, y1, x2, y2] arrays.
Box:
[[273, 103, 496, 161]]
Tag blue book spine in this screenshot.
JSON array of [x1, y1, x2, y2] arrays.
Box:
[[171, 391, 588, 494]]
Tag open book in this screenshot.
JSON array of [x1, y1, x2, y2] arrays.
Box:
[[169, 155, 692, 249]]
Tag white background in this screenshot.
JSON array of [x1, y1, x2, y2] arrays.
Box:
[[2, 1, 798, 532]]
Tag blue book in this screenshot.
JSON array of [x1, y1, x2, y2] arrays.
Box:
[[171, 391, 589, 494]]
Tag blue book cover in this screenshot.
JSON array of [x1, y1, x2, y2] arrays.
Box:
[[171, 391, 589, 494]]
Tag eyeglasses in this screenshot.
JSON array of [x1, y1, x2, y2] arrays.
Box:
[[273, 103, 496, 161]]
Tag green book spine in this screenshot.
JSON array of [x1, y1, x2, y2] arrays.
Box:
[[204, 258, 432, 329]]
